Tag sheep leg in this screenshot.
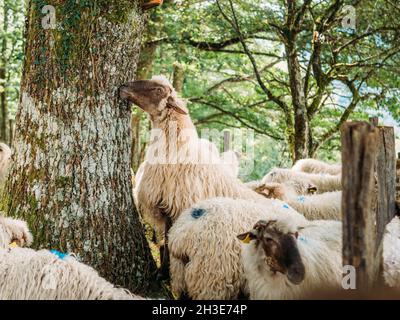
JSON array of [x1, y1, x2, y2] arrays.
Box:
[[157, 216, 172, 281], [178, 292, 192, 300]]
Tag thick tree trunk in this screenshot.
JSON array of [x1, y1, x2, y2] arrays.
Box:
[[3, 1, 159, 295], [285, 40, 309, 162]]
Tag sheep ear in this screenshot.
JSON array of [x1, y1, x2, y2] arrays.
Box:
[[167, 96, 188, 115], [307, 185, 317, 194], [255, 186, 270, 198], [237, 232, 255, 244]]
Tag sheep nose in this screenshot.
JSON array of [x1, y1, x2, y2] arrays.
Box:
[[118, 85, 131, 99]]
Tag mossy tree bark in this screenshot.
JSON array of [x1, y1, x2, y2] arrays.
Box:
[[2, 0, 159, 295]]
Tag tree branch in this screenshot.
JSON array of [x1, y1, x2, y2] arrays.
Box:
[[215, 0, 289, 112], [190, 98, 283, 140]]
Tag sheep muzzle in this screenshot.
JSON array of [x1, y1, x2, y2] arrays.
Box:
[[253, 220, 306, 285]]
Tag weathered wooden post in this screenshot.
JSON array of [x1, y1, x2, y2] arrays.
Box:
[[342, 121, 380, 290], [342, 120, 397, 290], [369, 116, 379, 126]]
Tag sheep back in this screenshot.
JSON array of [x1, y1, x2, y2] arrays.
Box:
[[169, 197, 306, 300], [0, 248, 140, 300]]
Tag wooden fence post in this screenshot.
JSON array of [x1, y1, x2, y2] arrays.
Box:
[[342, 120, 397, 290], [341, 121, 380, 290]]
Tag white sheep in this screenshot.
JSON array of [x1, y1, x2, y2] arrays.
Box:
[[239, 218, 342, 299], [248, 182, 341, 220], [0, 248, 141, 300], [287, 192, 341, 221], [0, 143, 11, 184], [239, 216, 400, 299], [0, 216, 141, 300], [292, 158, 341, 175], [120, 75, 264, 276], [168, 197, 306, 300], [262, 168, 341, 193]]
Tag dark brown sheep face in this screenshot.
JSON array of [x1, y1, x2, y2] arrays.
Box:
[[119, 79, 187, 117], [238, 220, 306, 285]]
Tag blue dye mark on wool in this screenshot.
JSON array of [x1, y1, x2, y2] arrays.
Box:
[[298, 234, 308, 244], [191, 208, 206, 219], [50, 250, 68, 260], [282, 204, 290, 209], [297, 196, 306, 203]]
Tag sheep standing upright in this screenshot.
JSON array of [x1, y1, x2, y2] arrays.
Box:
[[292, 158, 341, 175], [119, 75, 264, 278]]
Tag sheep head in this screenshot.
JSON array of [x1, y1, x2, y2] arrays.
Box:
[[238, 219, 305, 285], [119, 75, 188, 118], [253, 181, 317, 200]]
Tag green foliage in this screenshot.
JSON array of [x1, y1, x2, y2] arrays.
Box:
[[2, 0, 399, 180], [0, 0, 25, 119], [139, 0, 399, 178]]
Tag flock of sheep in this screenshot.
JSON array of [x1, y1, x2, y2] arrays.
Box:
[[0, 75, 399, 300], [127, 75, 400, 299]]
